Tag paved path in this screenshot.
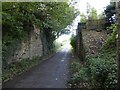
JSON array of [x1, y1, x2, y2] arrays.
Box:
[[3, 45, 74, 88]]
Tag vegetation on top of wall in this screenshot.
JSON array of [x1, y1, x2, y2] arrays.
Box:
[[103, 24, 117, 49], [69, 3, 117, 89], [69, 23, 117, 89]]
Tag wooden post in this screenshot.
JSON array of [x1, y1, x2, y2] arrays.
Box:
[[117, 1, 120, 90]]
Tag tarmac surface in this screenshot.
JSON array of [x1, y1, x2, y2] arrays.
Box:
[[3, 45, 74, 88]]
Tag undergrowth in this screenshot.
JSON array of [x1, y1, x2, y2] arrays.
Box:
[[68, 48, 117, 89], [2, 54, 52, 83], [69, 23, 117, 89]]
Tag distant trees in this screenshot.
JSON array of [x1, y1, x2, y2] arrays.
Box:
[[80, 13, 87, 23], [89, 7, 98, 20], [80, 2, 116, 25], [80, 3, 98, 23], [86, 2, 98, 20], [80, 2, 116, 31]]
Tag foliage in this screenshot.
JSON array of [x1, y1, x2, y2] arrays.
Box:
[[86, 3, 98, 20], [2, 54, 53, 83], [2, 2, 78, 66], [103, 24, 117, 49], [2, 39, 22, 68], [69, 2, 117, 89], [68, 48, 117, 89], [86, 49, 117, 89], [106, 24, 116, 33], [104, 2, 116, 27], [2, 56, 41, 82], [70, 61, 81, 73], [89, 7, 98, 20], [80, 13, 87, 23], [2, 2, 78, 39], [69, 25, 117, 88], [70, 35, 77, 50], [98, 12, 106, 19], [69, 67, 90, 88], [53, 40, 63, 52]]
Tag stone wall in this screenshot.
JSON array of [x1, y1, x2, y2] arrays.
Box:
[[76, 23, 85, 62], [7, 25, 43, 64], [86, 19, 106, 31]]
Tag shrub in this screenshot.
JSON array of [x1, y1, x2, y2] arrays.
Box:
[[69, 24, 117, 89], [103, 24, 117, 49], [86, 53, 117, 89], [69, 67, 90, 88], [68, 61, 90, 88], [69, 49, 117, 89], [2, 56, 42, 82], [70, 35, 77, 50], [106, 24, 116, 34], [70, 61, 81, 73]]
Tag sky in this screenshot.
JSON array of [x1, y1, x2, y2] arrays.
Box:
[[72, 0, 110, 14], [68, 0, 111, 33], [57, 0, 111, 43]]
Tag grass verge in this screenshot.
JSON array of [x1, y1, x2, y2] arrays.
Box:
[[2, 53, 54, 83]]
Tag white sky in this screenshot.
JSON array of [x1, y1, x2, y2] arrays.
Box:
[[73, 0, 110, 14], [58, 0, 111, 43], [68, 0, 110, 32]]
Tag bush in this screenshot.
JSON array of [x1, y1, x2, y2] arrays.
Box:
[[69, 24, 117, 89], [86, 51, 117, 89], [70, 35, 77, 50], [2, 56, 42, 82], [106, 24, 116, 34], [69, 67, 90, 88], [103, 24, 117, 49], [70, 61, 81, 73], [69, 49, 117, 89], [68, 61, 90, 88]]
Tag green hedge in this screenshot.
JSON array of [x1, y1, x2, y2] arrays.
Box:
[[68, 49, 117, 89], [70, 35, 77, 50], [103, 24, 117, 49]]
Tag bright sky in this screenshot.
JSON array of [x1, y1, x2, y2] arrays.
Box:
[[68, 0, 111, 33], [73, 0, 110, 14], [58, 0, 111, 43]]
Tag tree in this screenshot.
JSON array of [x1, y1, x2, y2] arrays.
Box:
[[2, 2, 78, 40], [86, 2, 91, 18], [104, 2, 116, 27], [98, 12, 105, 19], [2, 2, 78, 66], [86, 3, 98, 20], [89, 7, 98, 20], [80, 13, 87, 23]]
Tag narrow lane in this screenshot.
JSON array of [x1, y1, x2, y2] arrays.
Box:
[[3, 45, 74, 88]]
